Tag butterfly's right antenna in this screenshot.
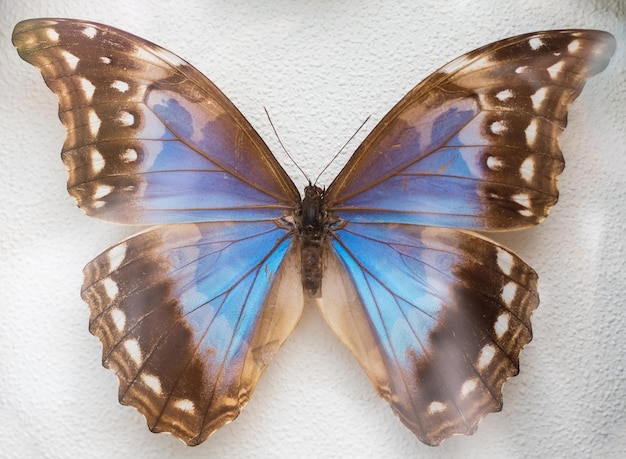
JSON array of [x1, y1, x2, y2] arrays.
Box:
[[314, 115, 370, 186], [264, 107, 311, 183]]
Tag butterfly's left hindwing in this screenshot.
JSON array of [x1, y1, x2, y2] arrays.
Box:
[[82, 222, 303, 445]]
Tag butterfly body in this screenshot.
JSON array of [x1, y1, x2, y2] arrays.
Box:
[[297, 185, 329, 295], [13, 19, 615, 447]]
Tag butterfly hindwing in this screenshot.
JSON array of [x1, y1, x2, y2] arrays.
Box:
[[320, 223, 538, 445], [12, 18, 299, 225], [326, 30, 616, 230], [82, 221, 302, 445]]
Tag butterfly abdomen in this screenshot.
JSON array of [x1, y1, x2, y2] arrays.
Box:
[[298, 185, 328, 295]]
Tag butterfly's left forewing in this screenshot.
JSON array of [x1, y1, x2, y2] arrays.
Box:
[[13, 18, 299, 225]]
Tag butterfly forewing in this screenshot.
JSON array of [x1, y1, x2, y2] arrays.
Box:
[[12, 18, 299, 225], [326, 30, 616, 230]]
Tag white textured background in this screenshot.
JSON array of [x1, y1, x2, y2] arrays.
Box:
[[1, 1, 624, 458]]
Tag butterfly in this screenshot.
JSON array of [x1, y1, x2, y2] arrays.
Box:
[[13, 18, 615, 447]]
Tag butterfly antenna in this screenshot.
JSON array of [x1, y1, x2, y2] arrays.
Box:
[[314, 115, 371, 186], [264, 107, 310, 183]]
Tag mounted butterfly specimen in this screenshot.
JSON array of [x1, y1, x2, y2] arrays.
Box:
[[13, 18, 615, 447]]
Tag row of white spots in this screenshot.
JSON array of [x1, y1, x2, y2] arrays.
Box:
[[424, 343, 498, 415], [89, 146, 139, 176], [120, 336, 197, 413]]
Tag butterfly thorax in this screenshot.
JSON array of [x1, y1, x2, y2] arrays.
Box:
[[297, 185, 327, 296]]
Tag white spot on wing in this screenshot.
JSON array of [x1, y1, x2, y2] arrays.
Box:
[[461, 378, 478, 397], [520, 157, 535, 182], [525, 118, 538, 147], [60, 50, 79, 70], [174, 399, 196, 413], [99, 56, 111, 64], [501, 282, 517, 304], [490, 121, 506, 135], [142, 373, 163, 394], [46, 28, 60, 42], [547, 61, 565, 79], [487, 156, 503, 171], [531, 87, 548, 111], [90, 148, 105, 174], [118, 111, 135, 127], [122, 148, 138, 162], [512, 193, 531, 209], [568, 40, 581, 53], [496, 89, 513, 102], [110, 308, 126, 332], [87, 109, 101, 137], [529, 37, 543, 50], [111, 80, 129, 92], [427, 401, 447, 414], [108, 243, 127, 271], [124, 339, 143, 366], [103, 277, 118, 300], [494, 313, 510, 339], [82, 26, 97, 39], [496, 249, 514, 276], [79, 77, 96, 102], [93, 184, 112, 199], [477, 344, 496, 370]]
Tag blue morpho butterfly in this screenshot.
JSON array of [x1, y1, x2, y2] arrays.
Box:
[[13, 18, 615, 446]]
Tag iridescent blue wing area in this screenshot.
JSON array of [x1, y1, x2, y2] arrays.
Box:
[[325, 30, 616, 230], [320, 223, 537, 445], [82, 221, 302, 445], [320, 30, 615, 445], [12, 18, 299, 225]]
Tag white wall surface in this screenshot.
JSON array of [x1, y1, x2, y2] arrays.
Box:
[[1, 1, 624, 458]]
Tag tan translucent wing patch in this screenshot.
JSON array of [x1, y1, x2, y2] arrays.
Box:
[[82, 223, 303, 445]]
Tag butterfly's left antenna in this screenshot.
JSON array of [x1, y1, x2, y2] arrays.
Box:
[[314, 115, 370, 186], [264, 107, 311, 183]]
